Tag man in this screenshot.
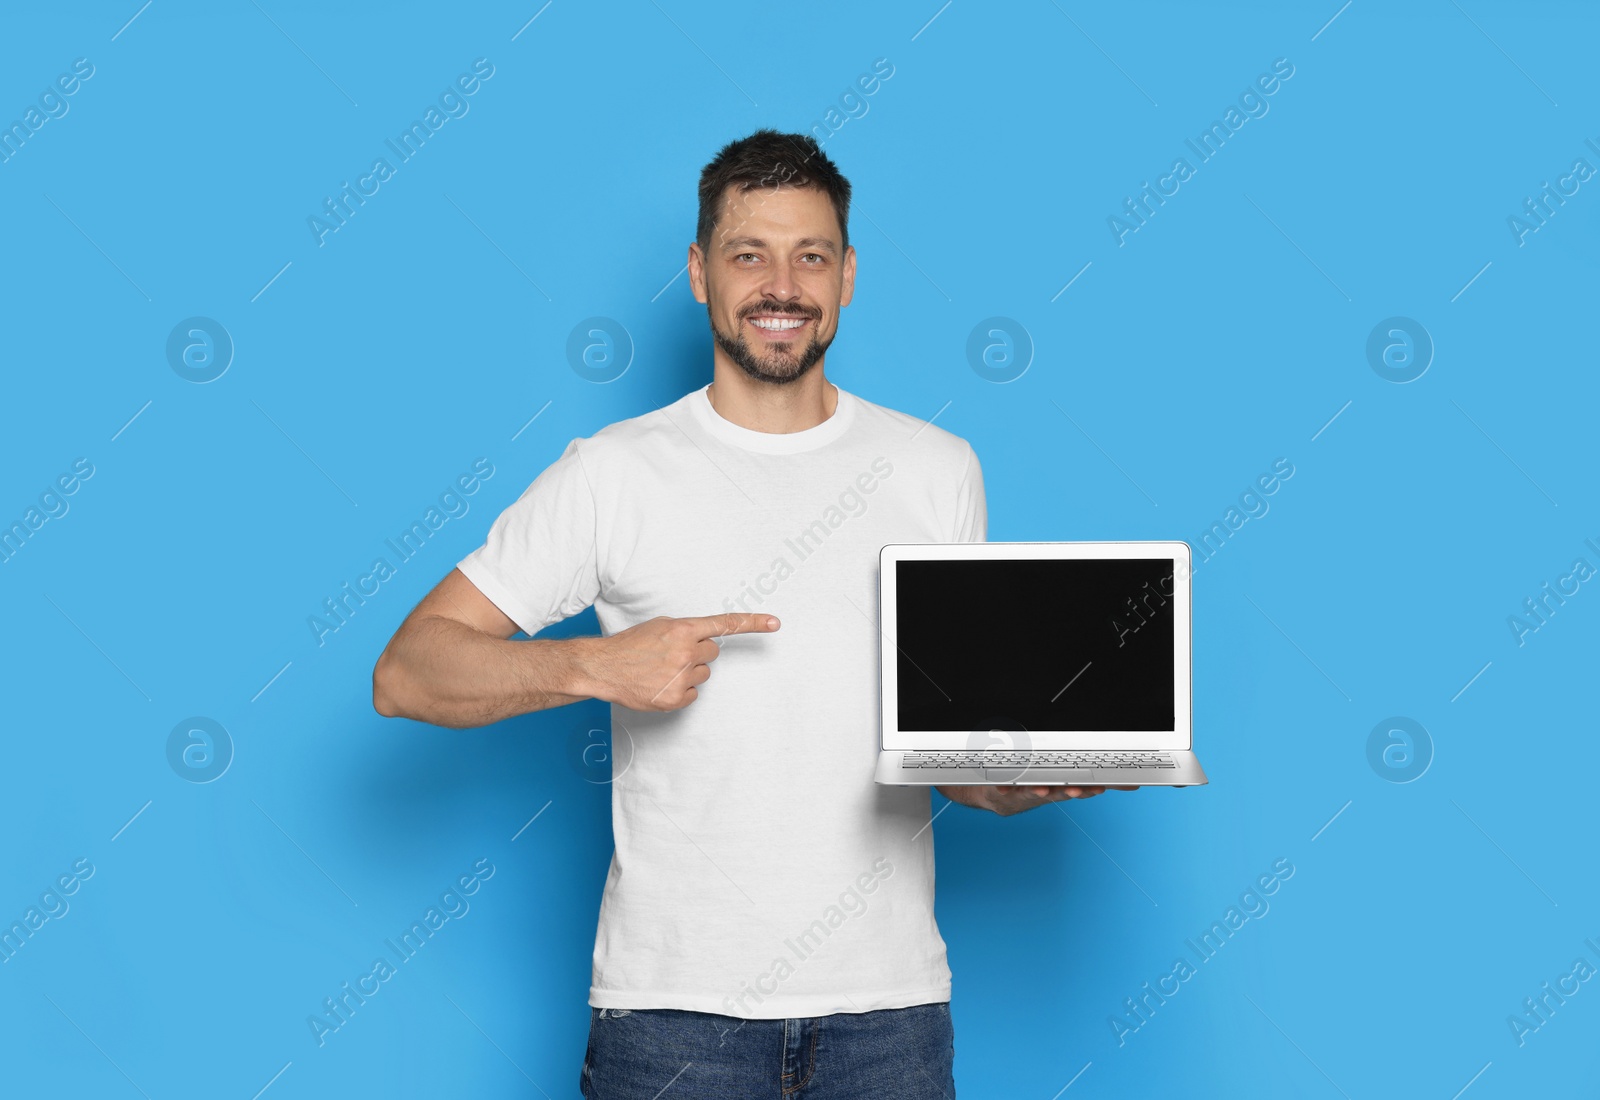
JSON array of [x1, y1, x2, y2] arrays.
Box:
[[373, 129, 1123, 1098]]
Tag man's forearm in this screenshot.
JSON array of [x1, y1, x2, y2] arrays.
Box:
[[936, 783, 1117, 816], [936, 785, 991, 812], [373, 615, 598, 728]]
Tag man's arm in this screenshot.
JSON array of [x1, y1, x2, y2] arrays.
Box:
[[936, 783, 1139, 816], [372, 568, 778, 728], [372, 568, 592, 728]]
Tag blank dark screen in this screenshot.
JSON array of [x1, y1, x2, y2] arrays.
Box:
[[895, 558, 1177, 732]]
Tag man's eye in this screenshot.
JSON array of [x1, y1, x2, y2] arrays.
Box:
[[736, 253, 760, 263], [800, 254, 824, 264]]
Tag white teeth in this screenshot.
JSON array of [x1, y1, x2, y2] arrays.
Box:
[[751, 317, 806, 331]]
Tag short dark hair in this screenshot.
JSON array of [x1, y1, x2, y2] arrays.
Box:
[[696, 129, 852, 257]]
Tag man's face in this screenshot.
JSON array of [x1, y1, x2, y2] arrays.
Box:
[[689, 183, 856, 386]]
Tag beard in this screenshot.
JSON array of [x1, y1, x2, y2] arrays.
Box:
[[709, 301, 832, 385]]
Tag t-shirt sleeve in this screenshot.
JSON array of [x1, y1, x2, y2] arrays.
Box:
[[953, 443, 987, 543], [455, 438, 602, 637]]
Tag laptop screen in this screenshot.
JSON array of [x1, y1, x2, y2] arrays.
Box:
[[895, 557, 1177, 733]]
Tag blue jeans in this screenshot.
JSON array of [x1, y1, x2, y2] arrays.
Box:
[[579, 1002, 955, 1099]]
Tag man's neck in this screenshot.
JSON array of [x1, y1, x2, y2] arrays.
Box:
[[706, 367, 838, 435]]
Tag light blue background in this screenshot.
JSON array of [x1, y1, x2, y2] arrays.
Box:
[[2, 2, 1595, 1096]]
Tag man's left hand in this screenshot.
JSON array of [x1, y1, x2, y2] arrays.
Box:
[[935, 784, 1140, 817]]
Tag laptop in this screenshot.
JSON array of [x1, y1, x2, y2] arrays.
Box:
[[873, 541, 1208, 787]]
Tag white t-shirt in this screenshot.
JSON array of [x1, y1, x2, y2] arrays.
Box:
[[456, 381, 985, 1018]]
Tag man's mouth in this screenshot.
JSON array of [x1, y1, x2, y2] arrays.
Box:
[[746, 314, 811, 339]]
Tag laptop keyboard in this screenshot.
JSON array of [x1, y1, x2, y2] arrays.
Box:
[[902, 752, 1176, 769]]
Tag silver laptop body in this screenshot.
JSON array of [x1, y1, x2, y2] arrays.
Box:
[[873, 541, 1208, 788]]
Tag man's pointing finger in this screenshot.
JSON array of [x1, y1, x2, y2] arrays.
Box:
[[691, 612, 781, 640]]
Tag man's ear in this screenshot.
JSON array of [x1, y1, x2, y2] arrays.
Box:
[[687, 242, 709, 304], [838, 244, 857, 308]]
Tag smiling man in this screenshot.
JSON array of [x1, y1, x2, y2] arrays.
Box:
[[373, 129, 1115, 1098]]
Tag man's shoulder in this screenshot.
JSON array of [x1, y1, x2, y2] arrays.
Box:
[[845, 387, 978, 464], [557, 385, 979, 472], [561, 388, 702, 459]]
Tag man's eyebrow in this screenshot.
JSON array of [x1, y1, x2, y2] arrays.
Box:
[[719, 236, 838, 257]]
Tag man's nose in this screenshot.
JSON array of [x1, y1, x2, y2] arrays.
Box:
[[760, 265, 799, 303]]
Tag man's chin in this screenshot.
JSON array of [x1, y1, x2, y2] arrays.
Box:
[[715, 334, 825, 386], [734, 359, 813, 385]]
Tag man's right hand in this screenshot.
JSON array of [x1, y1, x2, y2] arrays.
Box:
[[580, 613, 780, 712]]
